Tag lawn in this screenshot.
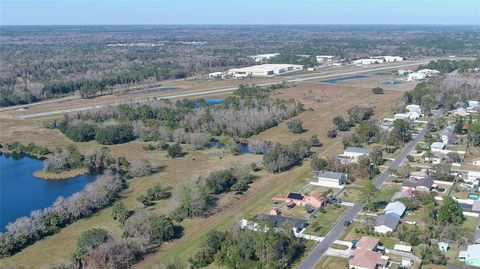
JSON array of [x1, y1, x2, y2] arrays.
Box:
[[315, 256, 348, 269], [303, 204, 349, 236]]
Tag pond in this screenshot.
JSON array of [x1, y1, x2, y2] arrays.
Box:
[[194, 98, 225, 107], [320, 75, 368, 84], [0, 154, 96, 232]]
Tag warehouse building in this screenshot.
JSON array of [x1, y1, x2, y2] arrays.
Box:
[[228, 64, 303, 77]]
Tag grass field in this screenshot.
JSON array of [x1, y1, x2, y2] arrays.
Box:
[[0, 74, 413, 268]]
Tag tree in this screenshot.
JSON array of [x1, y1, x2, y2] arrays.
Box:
[[438, 196, 464, 225], [123, 211, 174, 248], [82, 239, 137, 269], [167, 143, 185, 158], [332, 116, 350, 131], [95, 124, 134, 145], [73, 228, 112, 263], [111, 202, 130, 225], [372, 87, 384, 94], [287, 118, 304, 134], [64, 124, 97, 142], [391, 119, 412, 144], [327, 128, 337, 138], [311, 156, 327, 171], [309, 135, 322, 147], [360, 181, 379, 211], [369, 146, 384, 165], [468, 124, 480, 147]]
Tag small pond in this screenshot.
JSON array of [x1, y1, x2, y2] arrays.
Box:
[[320, 75, 368, 84]]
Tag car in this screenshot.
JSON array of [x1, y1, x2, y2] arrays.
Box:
[[344, 221, 351, 226]]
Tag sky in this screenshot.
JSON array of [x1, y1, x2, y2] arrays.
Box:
[[1, 0, 479, 25]]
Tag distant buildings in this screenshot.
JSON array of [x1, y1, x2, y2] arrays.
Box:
[[228, 64, 303, 77], [352, 56, 403, 65], [407, 72, 427, 81], [316, 55, 335, 63], [248, 53, 279, 62]]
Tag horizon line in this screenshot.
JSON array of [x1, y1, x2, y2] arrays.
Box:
[[1, 23, 479, 27]]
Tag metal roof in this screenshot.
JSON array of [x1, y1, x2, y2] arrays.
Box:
[[315, 170, 346, 180], [383, 201, 406, 217], [261, 214, 307, 230], [345, 146, 370, 154], [375, 213, 400, 229]]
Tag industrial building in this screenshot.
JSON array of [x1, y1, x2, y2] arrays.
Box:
[[316, 55, 335, 63], [248, 53, 279, 62], [352, 56, 403, 65], [228, 64, 303, 77]]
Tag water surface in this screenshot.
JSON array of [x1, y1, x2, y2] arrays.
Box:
[[0, 155, 96, 232]]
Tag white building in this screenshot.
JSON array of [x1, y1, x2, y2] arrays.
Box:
[[208, 72, 226, 78], [316, 55, 334, 63], [430, 142, 446, 153], [394, 244, 413, 253], [352, 58, 384, 65], [467, 171, 480, 183], [394, 112, 418, 121], [340, 147, 370, 163], [407, 72, 427, 81], [228, 64, 303, 77], [382, 56, 404, 63], [248, 53, 279, 62], [311, 171, 347, 188], [440, 125, 454, 144], [397, 69, 413, 75], [417, 69, 440, 76], [405, 104, 421, 114]]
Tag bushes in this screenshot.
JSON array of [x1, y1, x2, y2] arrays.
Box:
[[263, 139, 312, 173], [287, 118, 304, 134], [63, 123, 97, 142], [95, 124, 134, 145], [73, 228, 112, 262], [3, 142, 51, 157], [137, 183, 171, 207], [167, 143, 185, 158], [43, 144, 84, 173], [372, 87, 384, 94], [123, 211, 175, 248]]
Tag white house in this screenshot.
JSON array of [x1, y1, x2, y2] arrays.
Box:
[[454, 107, 469, 117], [467, 100, 479, 109], [405, 104, 421, 114], [397, 69, 413, 75], [467, 171, 480, 183], [341, 147, 370, 163], [430, 142, 446, 153], [208, 72, 225, 78], [440, 125, 454, 144], [417, 69, 440, 76], [311, 170, 347, 188], [394, 112, 418, 121], [394, 244, 412, 253], [382, 56, 404, 62], [383, 201, 406, 217], [248, 53, 279, 62]]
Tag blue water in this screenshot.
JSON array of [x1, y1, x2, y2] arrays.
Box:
[[194, 98, 225, 107], [0, 155, 96, 232], [209, 141, 251, 154], [321, 75, 368, 84], [128, 87, 177, 95], [383, 81, 403, 85]]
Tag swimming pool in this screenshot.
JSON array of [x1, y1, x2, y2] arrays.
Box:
[[320, 75, 368, 84], [468, 194, 479, 200]]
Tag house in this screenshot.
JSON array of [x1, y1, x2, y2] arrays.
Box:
[[401, 257, 413, 268], [441, 125, 455, 144], [374, 213, 400, 234], [402, 177, 434, 192], [429, 151, 447, 164], [431, 142, 446, 152], [341, 147, 370, 163], [439, 242, 449, 252], [260, 214, 307, 232], [285, 192, 304, 207], [312, 170, 347, 188], [394, 244, 412, 253], [406, 104, 421, 114], [468, 100, 479, 109], [349, 248, 390, 269], [467, 171, 480, 183], [302, 190, 327, 208], [454, 107, 469, 117], [316, 55, 334, 63], [472, 200, 480, 213], [417, 69, 440, 76], [383, 56, 404, 63], [475, 229, 480, 244], [410, 169, 428, 179], [458, 244, 480, 267], [208, 72, 226, 78], [356, 236, 380, 250], [383, 201, 406, 217]]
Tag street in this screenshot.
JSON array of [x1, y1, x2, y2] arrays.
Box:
[[297, 110, 443, 269]]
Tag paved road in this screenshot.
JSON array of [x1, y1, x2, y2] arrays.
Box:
[[297, 110, 443, 269], [15, 61, 430, 119]]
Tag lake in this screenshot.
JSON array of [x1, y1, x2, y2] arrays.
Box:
[[0, 154, 96, 232]]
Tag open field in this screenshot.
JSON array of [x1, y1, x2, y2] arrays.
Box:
[[0, 68, 416, 268]]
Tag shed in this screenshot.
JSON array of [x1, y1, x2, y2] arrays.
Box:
[[438, 242, 449, 252], [394, 244, 412, 253]]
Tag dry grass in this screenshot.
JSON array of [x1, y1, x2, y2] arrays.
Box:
[[0, 75, 413, 268]]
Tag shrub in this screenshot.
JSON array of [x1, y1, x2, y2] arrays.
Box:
[[64, 124, 97, 142], [167, 143, 185, 158], [95, 124, 134, 145], [372, 87, 384, 94], [287, 118, 304, 134]]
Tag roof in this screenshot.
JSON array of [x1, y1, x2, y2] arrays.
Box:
[[475, 229, 480, 242], [472, 200, 480, 212], [402, 178, 434, 189], [392, 190, 414, 201], [375, 213, 400, 229], [356, 236, 380, 250], [350, 249, 384, 269], [315, 170, 346, 180], [431, 142, 446, 149], [459, 244, 480, 260], [286, 192, 304, 200], [394, 244, 412, 252], [345, 146, 370, 154], [384, 201, 406, 217], [261, 214, 307, 230]]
